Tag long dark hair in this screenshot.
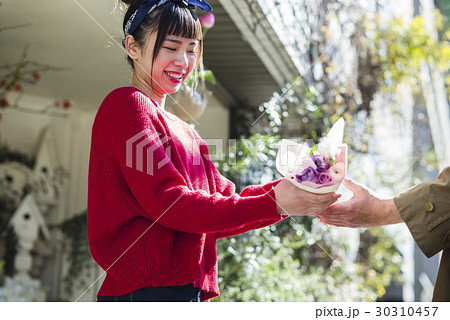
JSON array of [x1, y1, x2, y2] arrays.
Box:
[[121, 0, 203, 70]]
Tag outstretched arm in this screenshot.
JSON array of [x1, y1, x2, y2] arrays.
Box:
[[217, 179, 340, 239], [316, 178, 403, 228]]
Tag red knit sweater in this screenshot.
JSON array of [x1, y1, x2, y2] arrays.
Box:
[[87, 87, 283, 300]]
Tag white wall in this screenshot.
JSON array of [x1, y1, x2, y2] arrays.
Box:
[[195, 93, 230, 141]]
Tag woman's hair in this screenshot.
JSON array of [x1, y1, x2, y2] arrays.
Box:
[[120, 0, 203, 70]]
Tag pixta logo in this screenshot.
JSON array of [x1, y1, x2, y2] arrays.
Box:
[[125, 129, 171, 176]]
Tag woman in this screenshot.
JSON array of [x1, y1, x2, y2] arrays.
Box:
[[88, 0, 339, 302]]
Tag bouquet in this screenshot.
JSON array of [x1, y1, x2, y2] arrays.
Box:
[[276, 118, 347, 194]]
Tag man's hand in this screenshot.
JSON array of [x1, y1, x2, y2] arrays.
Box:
[[316, 177, 403, 228]]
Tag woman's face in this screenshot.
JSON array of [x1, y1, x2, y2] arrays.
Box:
[[135, 32, 199, 98]]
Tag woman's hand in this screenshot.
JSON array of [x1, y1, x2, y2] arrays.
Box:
[[274, 178, 340, 216], [315, 178, 403, 228]]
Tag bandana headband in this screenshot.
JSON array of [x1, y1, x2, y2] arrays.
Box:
[[123, 0, 212, 46]]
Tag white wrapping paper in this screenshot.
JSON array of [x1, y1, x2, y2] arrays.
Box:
[[276, 118, 348, 194]]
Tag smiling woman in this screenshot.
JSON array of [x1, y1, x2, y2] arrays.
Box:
[[122, 1, 203, 106], [126, 32, 199, 104], [87, 0, 340, 302], [122, 0, 203, 69]]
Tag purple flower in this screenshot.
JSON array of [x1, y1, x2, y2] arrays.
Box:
[[317, 172, 332, 184], [199, 13, 215, 29], [311, 155, 331, 172], [295, 167, 319, 183]]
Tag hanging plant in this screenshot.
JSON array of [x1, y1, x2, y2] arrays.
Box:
[[54, 211, 91, 298], [171, 13, 216, 121], [0, 197, 18, 283]]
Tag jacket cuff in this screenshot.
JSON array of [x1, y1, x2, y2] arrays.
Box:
[[394, 174, 450, 258]]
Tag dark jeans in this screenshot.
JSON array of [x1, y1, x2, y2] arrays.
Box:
[[97, 283, 203, 302]]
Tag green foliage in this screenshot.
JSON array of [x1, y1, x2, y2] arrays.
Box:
[[0, 198, 18, 281], [0, 140, 35, 168], [183, 68, 216, 88], [374, 10, 450, 99], [216, 133, 280, 191], [54, 211, 92, 297], [309, 144, 318, 155], [0, 141, 27, 280], [215, 218, 403, 301], [356, 228, 404, 298], [200, 70, 216, 85], [215, 226, 309, 302], [213, 3, 444, 301], [214, 125, 403, 301]]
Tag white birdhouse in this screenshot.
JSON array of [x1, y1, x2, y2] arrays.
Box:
[[10, 194, 51, 245], [0, 161, 32, 208], [9, 194, 51, 287], [32, 127, 59, 201]]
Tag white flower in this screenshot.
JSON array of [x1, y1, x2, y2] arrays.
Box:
[[318, 117, 345, 158], [318, 137, 341, 158]]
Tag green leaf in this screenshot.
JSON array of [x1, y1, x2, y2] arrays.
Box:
[[201, 70, 216, 84], [309, 144, 318, 155]]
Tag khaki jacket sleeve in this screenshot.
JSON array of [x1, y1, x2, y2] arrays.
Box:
[[394, 167, 450, 258]]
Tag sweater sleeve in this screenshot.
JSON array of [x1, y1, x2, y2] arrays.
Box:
[[100, 89, 281, 235], [216, 179, 287, 239], [185, 128, 286, 238]]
